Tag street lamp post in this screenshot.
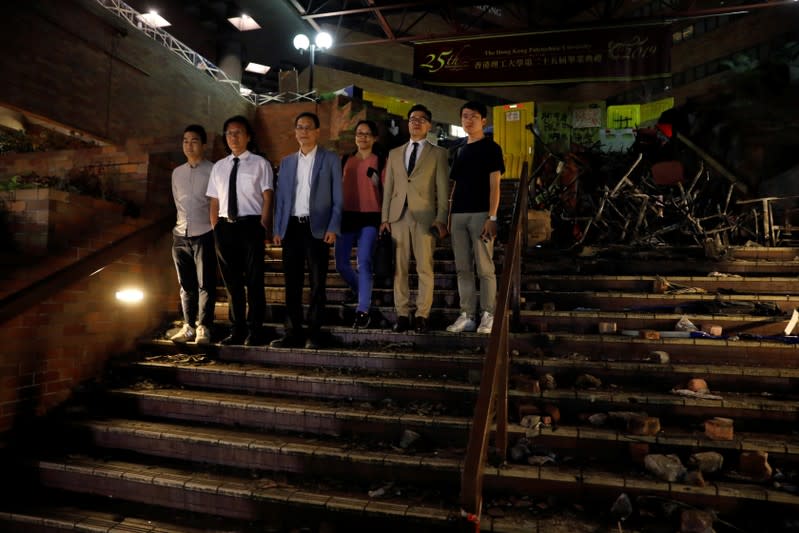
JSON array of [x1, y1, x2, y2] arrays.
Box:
[[293, 32, 333, 98]]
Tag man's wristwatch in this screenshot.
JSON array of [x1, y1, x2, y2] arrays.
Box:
[[488, 215, 497, 222]]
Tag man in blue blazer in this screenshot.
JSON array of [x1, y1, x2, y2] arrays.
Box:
[[271, 111, 343, 349]]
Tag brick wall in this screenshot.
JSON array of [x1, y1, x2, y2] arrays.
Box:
[[0, 188, 126, 256], [0, 225, 174, 437], [0, 0, 252, 144], [0, 136, 188, 218]]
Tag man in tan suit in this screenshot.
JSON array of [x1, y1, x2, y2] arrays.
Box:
[[380, 104, 449, 333]]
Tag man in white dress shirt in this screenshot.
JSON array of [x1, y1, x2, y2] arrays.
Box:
[[207, 115, 274, 346]]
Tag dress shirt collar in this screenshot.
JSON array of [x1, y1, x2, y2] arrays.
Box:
[[298, 145, 318, 160]]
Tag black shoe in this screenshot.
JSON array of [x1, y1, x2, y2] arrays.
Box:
[[269, 334, 303, 348], [220, 332, 246, 345], [244, 332, 264, 346], [304, 337, 322, 350], [414, 316, 429, 334], [353, 312, 371, 329], [392, 316, 410, 333]]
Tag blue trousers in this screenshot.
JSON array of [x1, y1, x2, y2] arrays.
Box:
[[334, 225, 378, 313]]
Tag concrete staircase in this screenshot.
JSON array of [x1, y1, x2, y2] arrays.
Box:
[[3, 231, 799, 531]]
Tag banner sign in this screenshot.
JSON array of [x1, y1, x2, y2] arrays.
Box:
[[413, 26, 671, 86]]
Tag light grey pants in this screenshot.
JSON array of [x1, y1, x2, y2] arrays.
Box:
[[450, 212, 496, 316]]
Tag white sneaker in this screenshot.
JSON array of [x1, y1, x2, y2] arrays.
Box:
[[446, 312, 476, 333], [476, 311, 494, 334], [195, 325, 211, 345], [170, 323, 195, 343]]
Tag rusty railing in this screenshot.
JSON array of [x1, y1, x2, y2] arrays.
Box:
[[460, 162, 530, 523]]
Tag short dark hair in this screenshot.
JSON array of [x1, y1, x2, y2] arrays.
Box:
[[184, 124, 207, 144], [460, 101, 487, 119], [222, 115, 257, 154], [354, 119, 379, 137], [408, 104, 432, 123], [295, 112, 320, 129]]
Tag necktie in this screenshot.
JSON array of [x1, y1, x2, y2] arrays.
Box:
[[228, 157, 239, 219], [407, 142, 418, 175]]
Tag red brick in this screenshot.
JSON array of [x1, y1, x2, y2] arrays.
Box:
[[704, 417, 734, 441]]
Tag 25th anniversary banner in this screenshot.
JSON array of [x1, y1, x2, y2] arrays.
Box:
[[413, 25, 672, 86]]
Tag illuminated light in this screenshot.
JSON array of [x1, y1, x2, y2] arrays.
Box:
[[116, 288, 144, 304], [245, 62, 270, 74], [315, 32, 333, 50], [293, 34, 310, 51], [138, 10, 171, 28], [227, 14, 261, 31]]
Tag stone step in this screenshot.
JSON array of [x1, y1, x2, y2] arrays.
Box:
[[154, 321, 490, 353], [520, 309, 789, 336], [514, 354, 799, 393], [509, 384, 799, 423], [108, 387, 471, 444], [522, 289, 798, 314], [210, 304, 473, 334], [34, 457, 463, 531], [128, 360, 478, 406], [524, 246, 799, 276], [34, 455, 799, 532], [508, 422, 799, 457], [67, 418, 462, 485], [0, 504, 216, 533], [529, 274, 799, 294], [511, 332, 799, 368]]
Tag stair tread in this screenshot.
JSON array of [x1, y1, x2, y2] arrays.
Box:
[[507, 422, 799, 454], [510, 387, 799, 412], [111, 387, 472, 429], [36, 456, 458, 522], [75, 417, 464, 467], [132, 359, 479, 394], [514, 355, 799, 379], [0, 505, 212, 533]]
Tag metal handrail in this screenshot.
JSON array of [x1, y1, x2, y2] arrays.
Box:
[[460, 163, 529, 524]]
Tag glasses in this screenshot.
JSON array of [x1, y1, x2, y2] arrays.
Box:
[[355, 132, 373, 138], [408, 116, 429, 124], [295, 125, 317, 131], [461, 113, 482, 121], [225, 130, 245, 137]]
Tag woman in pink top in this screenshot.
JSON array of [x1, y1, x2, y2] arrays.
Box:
[[335, 120, 385, 329]]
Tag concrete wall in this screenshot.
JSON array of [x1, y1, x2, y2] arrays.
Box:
[[0, 0, 252, 144]]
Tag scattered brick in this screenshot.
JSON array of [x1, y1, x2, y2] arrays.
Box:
[[739, 450, 772, 481], [680, 509, 715, 533], [704, 417, 734, 441], [627, 415, 661, 436], [701, 323, 723, 336], [628, 442, 649, 465], [686, 378, 709, 393], [598, 322, 617, 334]]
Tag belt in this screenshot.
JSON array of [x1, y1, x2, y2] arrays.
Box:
[[219, 215, 260, 223], [290, 215, 310, 224]]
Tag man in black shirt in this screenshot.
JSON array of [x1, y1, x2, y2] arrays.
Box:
[[446, 101, 505, 334]]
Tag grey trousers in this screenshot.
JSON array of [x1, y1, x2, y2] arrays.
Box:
[[450, 212, 496, 316]]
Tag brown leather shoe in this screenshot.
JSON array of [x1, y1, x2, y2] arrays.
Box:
[[414, 316, 429, 334]]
